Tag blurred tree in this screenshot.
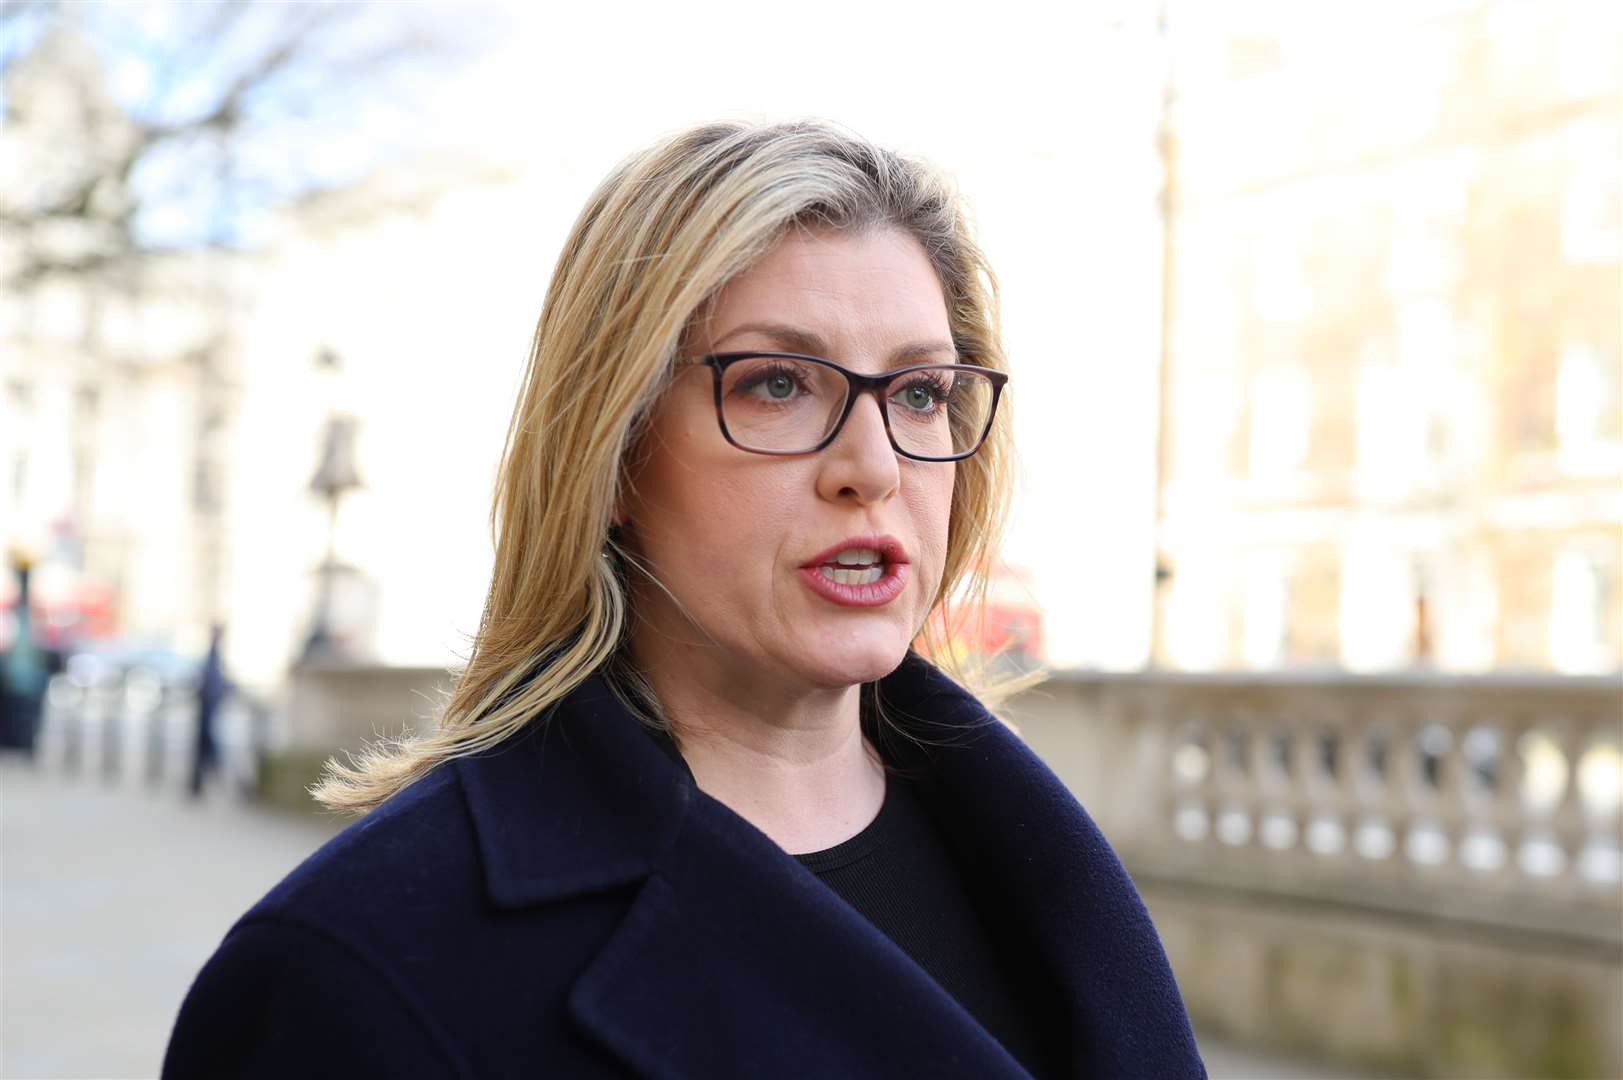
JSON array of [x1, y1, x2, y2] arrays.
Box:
[[0, 0, 491, 644], [0, 0, 467, 288]]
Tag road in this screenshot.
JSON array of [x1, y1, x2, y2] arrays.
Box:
[[1, 753, 1378, 1079]]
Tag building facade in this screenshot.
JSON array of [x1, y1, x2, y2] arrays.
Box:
[[1, 28, 246, 659], [1154, 0, 1622, 673]]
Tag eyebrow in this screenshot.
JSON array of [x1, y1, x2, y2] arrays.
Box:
[[710, 321, 959, 367]]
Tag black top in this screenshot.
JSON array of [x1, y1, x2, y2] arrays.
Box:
[[645, 725, 1063, 1079]]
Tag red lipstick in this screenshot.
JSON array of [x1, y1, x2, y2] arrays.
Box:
[[796, 534, 910, 608]]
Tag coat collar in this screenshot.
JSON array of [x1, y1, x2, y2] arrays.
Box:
[[452, 651, 1205, 1080], [453, 664, 690, 909]]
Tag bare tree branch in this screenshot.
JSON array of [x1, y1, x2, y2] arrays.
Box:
[[0, 1, 460, 291]]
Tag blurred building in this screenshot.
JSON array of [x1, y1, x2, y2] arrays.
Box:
[[10, 3, 1618, 689], [1152, 0, 1622, 674], [0, 27, 247, 658], [0, 22, 516, 688]]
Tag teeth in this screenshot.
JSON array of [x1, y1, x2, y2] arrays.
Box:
[[834, 548, 883, 566], [820, 565, 884, 585]]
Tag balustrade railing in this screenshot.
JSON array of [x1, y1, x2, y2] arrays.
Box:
[[1014, 670, 1623, 942]]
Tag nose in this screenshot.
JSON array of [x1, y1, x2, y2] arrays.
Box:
[[816, 389, 899, 505]]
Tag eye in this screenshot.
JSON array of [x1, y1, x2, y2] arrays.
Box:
[[732, 361, 813, 402], [890, 373, 953, 414], [901, 385, 933, 409]]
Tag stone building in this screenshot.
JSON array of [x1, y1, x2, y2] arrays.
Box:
[[1152, 0, 1622, 674], [0, 26, 247, 658]]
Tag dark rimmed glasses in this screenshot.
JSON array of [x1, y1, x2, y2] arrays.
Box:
[[679, 351, 1007, 462]]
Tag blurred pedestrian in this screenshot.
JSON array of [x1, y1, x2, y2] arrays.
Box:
[[188, 622, 230, 798], [1, 550, 49, 754]]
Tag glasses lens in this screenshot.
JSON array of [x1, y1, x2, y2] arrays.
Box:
[[886, 366, 996, 459], [719, 356, 848, 452]]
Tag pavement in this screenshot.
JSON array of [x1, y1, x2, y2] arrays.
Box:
[[1, 752, 1385, 1079], [2, 754, 346, 1079]]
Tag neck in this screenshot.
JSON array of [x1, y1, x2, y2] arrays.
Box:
[[628, 638, 887, 856]]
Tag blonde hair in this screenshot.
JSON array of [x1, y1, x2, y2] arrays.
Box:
[[312, 118, 1041, 814]]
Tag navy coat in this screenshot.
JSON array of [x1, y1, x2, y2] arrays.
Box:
[[163, 651, 1206, 1078]]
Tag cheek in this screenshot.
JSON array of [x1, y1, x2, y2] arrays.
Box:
[[636, 451, 798, 579], [630, 410, 724, 533], [908, 465, 956, 585]]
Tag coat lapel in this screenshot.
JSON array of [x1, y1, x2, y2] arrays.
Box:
[[453, 652, 1203, 1080], [873, 655, 1206, 1078], [565, 786, 1036, 1079]]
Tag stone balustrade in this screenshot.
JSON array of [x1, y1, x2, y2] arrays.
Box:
[[1003, 667, 1623, 1077], [1006, 668, 1623, 936]]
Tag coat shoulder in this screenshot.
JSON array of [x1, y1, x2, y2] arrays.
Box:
[[172, 755, 644, 1076], [163, 915, 467, 1078], [164, 766, 486, 1077], [221, 763, 471, 947]]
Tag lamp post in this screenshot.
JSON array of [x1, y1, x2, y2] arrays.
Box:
[[298, 349, 364, 663], [1148, 0, 1178, 671]]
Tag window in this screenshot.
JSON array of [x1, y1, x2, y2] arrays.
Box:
[[1357, 362, 1429, 491], [1248, 364, 1311, 478], [1557, 342, 1621, 461], [1177, 375, 1240, 482], [1339, 539, 1413, 671], [1242, 549, 1294, 667], [1253, 235, 1312, 323], [1560, 127, 1622, 265], [1168, 551, 1230, 671], [1551, 548, 1616, 674]]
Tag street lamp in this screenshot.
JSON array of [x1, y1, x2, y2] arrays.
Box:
[[298, 349, 364, 663]]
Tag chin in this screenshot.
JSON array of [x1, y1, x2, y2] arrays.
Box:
[[793, 631, 910, 689]]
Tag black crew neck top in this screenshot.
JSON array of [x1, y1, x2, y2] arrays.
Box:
[[643, 724, 1064, 1079]]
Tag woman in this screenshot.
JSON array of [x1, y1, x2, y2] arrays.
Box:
[[163, 119, 1205, 1079]]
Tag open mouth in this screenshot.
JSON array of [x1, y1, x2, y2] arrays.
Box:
[[797, 537, 909, 607], [816, 560, 885, 586]]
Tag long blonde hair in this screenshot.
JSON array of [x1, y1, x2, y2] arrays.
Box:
[[312, 118, 1039, 814]]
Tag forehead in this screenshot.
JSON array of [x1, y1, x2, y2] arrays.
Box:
[[689, 225, 952, 361]]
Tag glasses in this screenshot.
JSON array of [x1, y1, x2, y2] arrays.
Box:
[[680, 351, 1007, 462]]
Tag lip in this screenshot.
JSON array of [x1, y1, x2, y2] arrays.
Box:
[[796, 534, 910, 609], [798, 535, 910, 569], [797, 561, 909, 607]]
